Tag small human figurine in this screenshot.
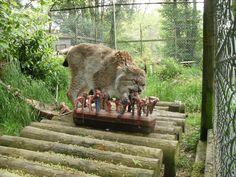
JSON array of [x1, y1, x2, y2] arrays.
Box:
[[104, 93, 112, 112], [146, 96, 159, 116], [82, 92, 88, 107], [136, 98, 146, 117], [94, 88, 102, 113], [74, 95, 86, 113], [120, 97, 130, 114], [105, 99, 112, 112], [128, 91, 138, 116], [87, 95, 94, 112], [115, 98, 121, 112], [59, 102, 70, 114]]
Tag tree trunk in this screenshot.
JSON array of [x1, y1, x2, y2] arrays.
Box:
[[0, 146, 154, 177]]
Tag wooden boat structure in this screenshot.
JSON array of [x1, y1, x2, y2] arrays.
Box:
[[73, 110, 156, 134]]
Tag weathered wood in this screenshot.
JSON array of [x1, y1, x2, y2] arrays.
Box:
[[21, 126, 163, 160], [0, 169, 23, 177], [155, 116, 185, 132], [0, 155, 97, 177], [156, 106, 169, 111], [156, 102, 185, 113], [24, 124, 179, 177], [0, 135, 159, 170], [153, 110, 187, 119], [156, 120, 177, 126], [201, 0, 215, 141], [0, 146, 154, 177], [154, 125, 182, 140], [145, 133, 176, 140], [40, 119, 177, 140], [73, 111, 156, 133]]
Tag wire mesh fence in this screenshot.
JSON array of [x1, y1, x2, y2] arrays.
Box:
[[215, 0, 236, 176], [50, 0, 203, 67]]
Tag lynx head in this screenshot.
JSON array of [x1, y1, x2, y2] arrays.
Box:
[[115, 62, 146, 99]]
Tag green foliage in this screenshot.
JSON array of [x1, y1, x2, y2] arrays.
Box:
[[176, 154, 192, 169], [41, 56, 70, 91], [159, 1, 202, 62], [183, 113, 201, 152], [0, 60, 71, 135], [0, 0, 57, 80], [158, 59, 183, 80], [0, 87, 39, 135], [2, 63, 55, 104], [144, 61, 201, 112], [191, 161, 205, 177]]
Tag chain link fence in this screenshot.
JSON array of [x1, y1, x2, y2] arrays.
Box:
[[215, 0, 236, 176], [50, 0, 203, 68]]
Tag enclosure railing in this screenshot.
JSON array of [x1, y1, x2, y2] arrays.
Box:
[[214, 0, 236, 176]]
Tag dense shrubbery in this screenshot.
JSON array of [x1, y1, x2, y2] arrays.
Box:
[[0, 0, 57, 80], [144, 60, 202, 112], [158, 59, 183, 80], [0, 0, 72, 135]]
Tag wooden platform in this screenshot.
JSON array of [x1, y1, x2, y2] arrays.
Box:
[[73, 110, 156, 134], [0, 103, 187, 177]]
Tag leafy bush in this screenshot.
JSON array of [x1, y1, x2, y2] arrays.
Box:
[[41, 56, 70, 91], [158, 59, 184, 80], [0, 0, 56, 80]]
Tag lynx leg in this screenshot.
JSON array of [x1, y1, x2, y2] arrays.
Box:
[[67, 74, 88, 107]]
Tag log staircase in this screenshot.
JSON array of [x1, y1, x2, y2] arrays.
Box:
[[0, 102, 187, 177]]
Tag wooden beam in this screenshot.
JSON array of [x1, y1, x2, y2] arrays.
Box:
[[200, 0, 216, 141]]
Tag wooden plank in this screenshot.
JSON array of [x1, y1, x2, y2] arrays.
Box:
[[25, 124, 179, 176], [0, 155, 97, 177], [40, 119, 177, 140], [21, 126, 163, 160], [0, 169, 23, 177], [73, 111, 156, 134], [0, 146, 154, 177], [0, 135, 160, 171]]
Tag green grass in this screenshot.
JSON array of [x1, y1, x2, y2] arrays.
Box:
[[191, 161, 205, 177], [144, 62, 202, 112], [176, 113, 201, 176], [0, 62, 69, 135], [0, 87, 39, 135]]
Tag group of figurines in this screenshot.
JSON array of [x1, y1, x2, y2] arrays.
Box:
[[74, 88, 159, 117]]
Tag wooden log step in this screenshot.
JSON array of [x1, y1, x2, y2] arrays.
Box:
[[21, 125, 163, 160], [156, 120, 177, 126], [155, 101, 185, 113], [0, 155, 97, 177], [0, 135, 160, 171], [40, 119, 176, 140], [156, 106, 169, 111], [156, 101, 175, 107], [154, 125, 182, 140], [0, 146, 155, 177], [21, 125, 177, 177], [153, 110, 187, 119], [155, 116, 185, 132], [0, 169, 24, 177]]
